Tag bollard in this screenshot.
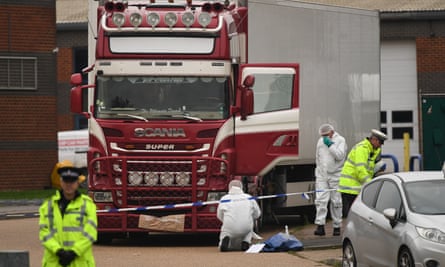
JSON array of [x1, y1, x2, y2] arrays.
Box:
[[0, 250, 29, 267]]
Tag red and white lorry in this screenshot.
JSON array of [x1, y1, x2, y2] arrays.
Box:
[[70, 0, 380, 241]]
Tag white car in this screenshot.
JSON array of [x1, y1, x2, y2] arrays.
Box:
[[342, 171, 445, 267]]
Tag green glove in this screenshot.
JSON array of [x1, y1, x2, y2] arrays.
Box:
[[323, 136, 334, 147]]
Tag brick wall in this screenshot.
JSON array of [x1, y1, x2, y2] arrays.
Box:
[[417, 37, 445, 94], [0, 1, 57, 191]]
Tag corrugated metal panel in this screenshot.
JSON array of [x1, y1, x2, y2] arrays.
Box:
[[55, 0, 445, 25], [57, 0, 88, 24], [296, 0, 445, 12]]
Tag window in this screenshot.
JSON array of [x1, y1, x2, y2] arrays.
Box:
[[0, 57, 37, 90], [392, 111, 412, 123], [380, 110, 414, 140], [361, 180, 382, 208], [393, 127, 413, 139], [375, 180, 402, 215], [380, 111, 387, 124], [251, 73, 293, 113]]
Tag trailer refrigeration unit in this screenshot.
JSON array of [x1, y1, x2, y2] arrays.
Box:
[[70, 0, 380, 241]]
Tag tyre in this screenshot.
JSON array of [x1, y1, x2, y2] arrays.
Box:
[[398, 247, 414, 267], [342, 240, 357, 267]]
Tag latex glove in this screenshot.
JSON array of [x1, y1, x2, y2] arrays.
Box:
[[323, 136, 334, 147]]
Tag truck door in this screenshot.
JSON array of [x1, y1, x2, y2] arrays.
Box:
[[233, 64, 299, 176]]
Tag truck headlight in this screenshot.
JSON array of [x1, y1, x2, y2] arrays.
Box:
[[144, 172, 159, 186], [92, 191, 113, 202], [160, 172, 174, 186], [176, 172, 190, 186], [207, 192, 226, 202], [128, 171, 143, 185]]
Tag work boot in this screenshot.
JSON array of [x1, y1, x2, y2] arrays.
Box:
[[333, 227, 341, 236], [220, 236, 230, 252], [241, 241, 250, 251], [314, 225, 325, 236]]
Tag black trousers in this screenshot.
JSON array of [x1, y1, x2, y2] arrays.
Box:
[[341, 193, 358, 218]]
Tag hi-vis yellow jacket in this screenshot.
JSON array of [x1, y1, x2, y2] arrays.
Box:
[[39, 191, 97, 267], [338, 138, 381, 195]]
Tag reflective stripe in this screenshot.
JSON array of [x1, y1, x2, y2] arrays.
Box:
[[342, 173, 371, 181], [87, 219, 97, 229], [338, 185, 361, 193], [346, 158, 367, 167], [63, 241, 74, 247], [63, 226, 83, 232], [83, 231, 96, 243], [42, 199, 58, 242]]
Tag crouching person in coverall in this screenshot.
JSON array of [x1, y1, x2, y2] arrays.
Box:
[[39, 166, 97, 266], [217, 180, 261, 252]]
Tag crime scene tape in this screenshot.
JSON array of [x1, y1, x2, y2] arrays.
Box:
[[97, 188, 344, 213]]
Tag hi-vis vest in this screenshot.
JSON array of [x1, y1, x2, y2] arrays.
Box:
[[39, 191, 97, 267], [338, 138, 380, 195]]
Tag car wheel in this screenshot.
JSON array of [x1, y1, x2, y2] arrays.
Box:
[[342, 241, 357, 267], [398, 247, 414, 267]]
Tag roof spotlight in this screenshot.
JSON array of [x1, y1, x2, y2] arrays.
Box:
[[115, 2, 126, 12], [112, 13, 126, 27], [104, 1, 114, 12], [182, 12, 195, 27], [198, 12, 211, 28], [129, 13, 142, 27], [147, 12, 160, 27], [164, 12, 178, 27], [202, 3, 212, 13], [213, 2, 224, 13]]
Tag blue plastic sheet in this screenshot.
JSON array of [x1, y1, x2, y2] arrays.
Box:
[[261, 232, 304, 252]]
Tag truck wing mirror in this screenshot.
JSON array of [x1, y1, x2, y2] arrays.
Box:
[[71, 73, 83, 86], [70, 86, 85, 114], [243, 75, 255, 88], [69, 74, 92, 117], [240, 75, 255, 120]]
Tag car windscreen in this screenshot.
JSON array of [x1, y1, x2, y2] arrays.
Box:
[[405, 180, 445, 215]]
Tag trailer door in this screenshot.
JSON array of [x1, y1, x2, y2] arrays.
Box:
[[233, 64, 299, 176]]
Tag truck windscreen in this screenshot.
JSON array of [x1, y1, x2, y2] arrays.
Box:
[[95, 76, 229, 120]]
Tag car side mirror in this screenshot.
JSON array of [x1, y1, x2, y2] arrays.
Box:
[[383, 208, 397, 228]]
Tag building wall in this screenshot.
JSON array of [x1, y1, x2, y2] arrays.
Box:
[[382, 18, 445, 95], [56, 30, 88, 131], [0, 1, 57, 190], [381, 17, 445, 169]]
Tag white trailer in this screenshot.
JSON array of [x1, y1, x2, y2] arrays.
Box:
[[246, 0, 380, 210]]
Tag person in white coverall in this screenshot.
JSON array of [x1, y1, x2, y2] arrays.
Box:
[[314, 124, 347, 236], [217, 179, 261, 252]]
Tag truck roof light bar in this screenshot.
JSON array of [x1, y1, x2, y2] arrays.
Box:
[[102, 12, 223, 33]]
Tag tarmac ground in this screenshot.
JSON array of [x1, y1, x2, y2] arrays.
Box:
[[0, 200, 343, 266], [0, 200, 342, 249]]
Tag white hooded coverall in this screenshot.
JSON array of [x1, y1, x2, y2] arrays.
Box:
[[217, 182, 261, 250], [314, 131, 347, 228]]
